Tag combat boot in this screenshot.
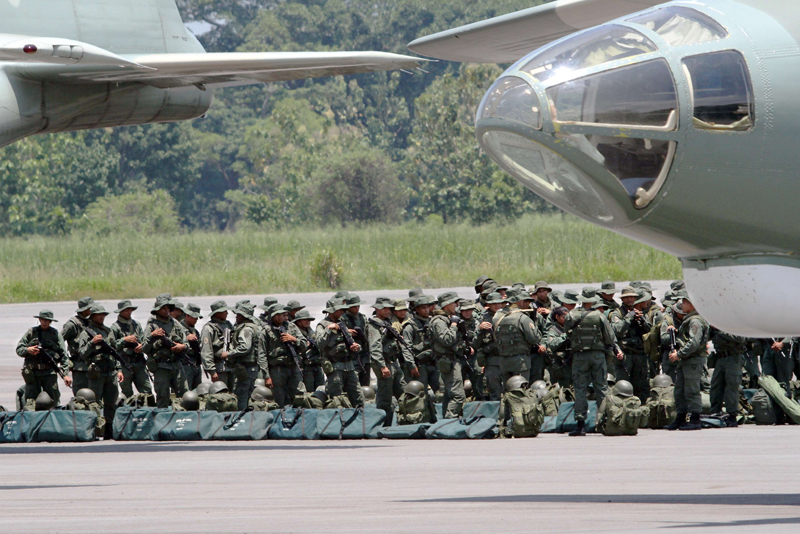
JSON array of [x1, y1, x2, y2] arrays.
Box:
[[665, 413, 686, 431], [726, 415, 739, 428], [569, 420, 586, 436], [680, 412, 702, 431]]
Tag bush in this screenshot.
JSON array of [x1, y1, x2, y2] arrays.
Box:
[[309, 249, 344, 289], [75, 190, 180, 236]]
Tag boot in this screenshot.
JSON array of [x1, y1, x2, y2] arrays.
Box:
[[665, 413, 686, 431], [569, 420, 586, 436], [680, 412, 702, 431], [726, 414, 739, 428]]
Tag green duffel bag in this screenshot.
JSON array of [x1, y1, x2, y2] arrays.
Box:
[[113, 407, 171, 441], [597, 395, 648, 436], [205, 392, 239, 412], [645, 385, 676, 429], [425, 416, 499, 440], [318, 407, 386, 440], [27, 410, 98, 443], [463, 400, 501, 421], [540, 415, 557, 433], [378, 423, 431, 439], [210, 410, 275, 441], [555, 401, 597, 433], [0, 412, 28, 443], [248, 399, 281, 412], [759, 376, 800, 424], [750, 389, 777, 425], [499, 390, 544, 438], [155, 411, 220, 441], [69, 398, 106, 438], [267, 408, 320, 440], [396, 392, 434, 425]]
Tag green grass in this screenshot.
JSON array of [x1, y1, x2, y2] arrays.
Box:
[[0, 214, 681, 303]]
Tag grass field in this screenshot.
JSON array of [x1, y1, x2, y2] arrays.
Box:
[[0, 214, 681, 303]]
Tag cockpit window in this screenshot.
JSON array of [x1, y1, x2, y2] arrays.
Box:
[[546, 59, 678, 129], [521, 25, 657, 83], [479, 76, 542, 129], [629, 7, 727, 47], [683, 50, 754, 131]]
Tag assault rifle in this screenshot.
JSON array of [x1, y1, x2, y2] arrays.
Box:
[[277, 324, 303, 373], [96, 338, 133, 373], [152, 332, 197, 370], [449, 316, 477, 373], [337, 319, 367, 375], [186, 335, 210, 378], [669, 329, 677, 352], [35, 340, 66, 379]]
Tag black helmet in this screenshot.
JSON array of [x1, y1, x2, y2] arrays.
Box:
[[181, 391, 200, 411], [506, 375, 529, 391], [361, 386, 376, 401], [195, 383, 211, 396], [252, 386, 273, 402], [404, 380, 425, 398], [209, 381, 229, 395], [531, 380, 547, 390], [76, 388, 96, 403], [311, 390, 328, 405], [653, 374, 674, 388], [613, 380, 634, 398], [254, 378, 266, 388], [35, 391, 55, 411]]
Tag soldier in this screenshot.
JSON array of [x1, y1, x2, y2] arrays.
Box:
[[180, 303, 204, 390], [709, 327, 747, 427], [610, 287, 652, 403], [666, 294, 710, 431], [459, 299, 485, 400], [286, 300, 304, 321], [597, 281, 620, 312], [402, 295, 438, 391], [142, 295, 189, 408], [660, 302, 683, 382], [61, 296, 94, 394], [316, 298, 365, 408], [563, 288, 619, 436], [294, 309, 325, 392], [201, 301, 234, 389], [429, 291, 469, 418], [262, 303, 307, 408], [110, 300, 152, 398], [368, 297, 417, 418], [227, 302, 271, 410], [342, 294, 371, 386], [530, 281, 553, 318], [544, 306, 571, 388], [391, 299, 409, 332], [761, 336, 797, 383], [475, 292, 506, 401], [170, 300, 185, 322], [16, 310, 71, 405], [474, 276, 491, 296], [77, 304, 123, 438], [493, 291, 544, 388], [743, 338, 765, 389]]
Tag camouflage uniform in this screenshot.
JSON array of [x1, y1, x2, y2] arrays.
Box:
[[201, 301, 235, 390], [342, 296, 371, 386], [230, 303, 271, 410], [610, 293, 653, 404], [673, 309, 710, 416], [761, 337, 798, 384], [709, 328, 747, 416], [142, 298, 189, 409], [109, 302, 152, 398], [428, 292, 468, 419], [16, 313, 69, 405], [179, 303, 205, 391], [295, 310, 325, 392], [368, 298, 416, 418], [474, 304, 502, 401], [77, 305, 120, 434], [262, 303, 307, 408], [317, 304, 365, 408], [61, 297, 94, 394], [402, 297, 439, 394], [493, 307, 542, 387], [543, 320, 571, 388]]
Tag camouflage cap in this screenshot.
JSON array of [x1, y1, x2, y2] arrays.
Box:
[[34, 310, 57, 322], [151, 295, 172, 314], [674, 289, 690, 300], [437, 291, 461, 308], [333, 290, 350, 300], [630, 281, 645, 289], [673, 301, 686, 315], [286, 300, 304, 311], [459, 299, 479, 311], [293, 309, 315, 322], [184, 303, 202, 319], [661, 290, 676, 305], [550, 291, 563, 306], [334, 298, 351, 312], [593, 300, 609, 311], [323, 299, 337, 314], [484, 292, 506, 305], [561, 289, 579, 305], [393, 299, 408, 311], [76, 297, 94, 314], [209, 300, 231, 315], [233, 302, 256, 320], [266, 303, 289, 319], [619, 286, 638, 298], [89, 303, 109, 316], [170, 300, 185, 312], [474, 275, 490, 288], [413, 295, 436, 307], [114, 300, 137, 313], [634, 289, 651, 306], [511, 282, 527, 291], [599, 281, 617, 294], [346, 294, 362, 307], [372, 297, 395, 310], [578, 287, 599, 304], [533, 281, 552, 292], [671, 280, 686, 292], [407, 288, 424, 303], [259, 297, 278, 311]]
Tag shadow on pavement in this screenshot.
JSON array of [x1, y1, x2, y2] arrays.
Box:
[[662, 517, 800, 529], [0, 442, 384, 454], [0, 484, 113, 491], [402, 494, 800, 506]]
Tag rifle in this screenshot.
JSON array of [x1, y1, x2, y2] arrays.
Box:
[[669, 329, 676, 352], [337, 319, 367, 375], [277, 324, 303, 373], [96, 338, 133, 373], [36, 340, 66, 379], [449, 316, 476, 373], [772, 338, 789, 358]]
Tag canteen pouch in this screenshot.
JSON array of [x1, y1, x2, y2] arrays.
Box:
[[436, 358, 453, 374]]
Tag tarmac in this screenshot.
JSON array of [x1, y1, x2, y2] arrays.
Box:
[[6, 281, 800, 534]]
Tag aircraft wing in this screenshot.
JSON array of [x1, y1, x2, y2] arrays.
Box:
[[17, 51, 426, 88], [408, 0, 666, 63]]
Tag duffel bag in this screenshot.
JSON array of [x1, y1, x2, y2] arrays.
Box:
[[267, 408, 320, 440], [318, 407, 386, 440], [378, 423, 431, 439], [555, 401, 597, 433], [463, 400, 501, 421], [540, 415, 557, 434], [750, 388, 777, 425], [28, 410, 97, 443], [155, 411, 220, 441], [425, 416, 498, 440], [210, 410, 275, 441], [113, 407, 171, 441], [0, 411, 27, 443], [759, 376, 800, 424]]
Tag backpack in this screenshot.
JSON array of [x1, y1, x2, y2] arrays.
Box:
[[645, 385, 676, 429], [750, 389, 776, 425], [642, 310, 663, 363], [293, 392, 324, 410], [69, 398, 106, 438], [205, 392, 239, 412], [540, 384, 564, 417], [499, 389, 544, 438], [248, 399, 281, 412], [598, 394, 649, 436], [122, 393, 156, 408], [397, 392, 434, 425], [323, 395, 353, 410]]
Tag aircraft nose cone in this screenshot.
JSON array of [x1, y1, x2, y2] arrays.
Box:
[[478, 76, 541, 128]]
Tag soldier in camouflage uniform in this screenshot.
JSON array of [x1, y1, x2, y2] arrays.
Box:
[[368, 297, 417, 418], [659, 303, 683, 382], [544, 306, 572, 388], [226, 302, 270, 410], [428, 291, 468, 418], [110, 300, 152, 398], [459, 299, 485, 400], [78, 304, 124, 438], [201, 301, 234, 389], [761, 336, 797, 384], [666, 295, 710, 431], [475, 292, 506, 401], [610, 287, 653, 403], [142, 296, 189, 408], [317, 298, 365, 407], [262, 303, 307, 408], [342, 294, 371, 386], [61, 296, 94, 394], [391, 299, 409, 332], [294, 309, 325, 392], [743, 338, 765, 389], [286, 300, 304, 322], [493, 291, 544, 388], [17, 310, 71, 405], [709, 327, 747, 426], [402, 295, 438, 391], [180, 303, 204, 391], [563, 288, 619, 436], [597, 281, 620, 312]]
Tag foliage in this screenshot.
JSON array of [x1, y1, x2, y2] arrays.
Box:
[[77, 190, 181, 237], [309, 249, 344, 289]]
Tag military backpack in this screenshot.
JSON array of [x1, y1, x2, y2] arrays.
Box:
[[68, 397, 106, 437], [598, 394, 649, 436], [205, 392, 239, 412], [324, 395, 353, 410], [248, 398, 281, 412], [397, 392, 434, 425], [500, 389, 544, 438], [645, 385, 677, 429]]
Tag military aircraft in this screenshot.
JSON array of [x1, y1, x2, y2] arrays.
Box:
[[410, 0, 800, 336], [0, 0, 422, 148]]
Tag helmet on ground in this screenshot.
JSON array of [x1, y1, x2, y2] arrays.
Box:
[[535, 387, 548, 401], [361, 386, 376, 401], [464, 379, 473, 396], [252, 386, 274, 401], [195, 383, 211, 396], [311, 390, 328, 405], [607, 373, 616, 386], [613, 380, 634, 398], [506, 375, 529, 391], [531, 380, 547, 390], [181, 391, 200, 411], [35, 391, 55, 411], [404, 381, 425, 398], [369, 378, 378, 391], [75, 388, 96, 403], [209, 381, 229, 395], [653, 374, 674, 388], [254, 379, 266, 388]]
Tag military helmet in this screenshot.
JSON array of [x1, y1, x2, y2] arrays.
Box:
[[209, 381, 229, 395], [195, 383, 211, 396], [311, 390, 328, 405], [181, 391, 200, 411], [361, 386, 376, 401], [535, 387, 548, 401], [252, 386, 274, 402], [531, 380, 547, 390], [75, 388, 96, 403], [652, 374, 674, 388], [506, 375, 529, 391], [463, 379, 473, 396], [35, 391, 55, 411], [254, 378, 266, 388], [404, 380, 426, 398], [613, 380, 634, 398], [369, 378, 378, 392], [607, 373, 616, 386]]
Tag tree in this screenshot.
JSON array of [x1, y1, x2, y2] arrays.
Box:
[[76, 190, 181, 236]]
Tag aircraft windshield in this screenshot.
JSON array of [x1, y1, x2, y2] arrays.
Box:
[[629, 7, 727, 47], [683, 50, 754, 131], [522, 25, 657, 83], [479, 76, 541, 128], [546, 59, 678, 129]]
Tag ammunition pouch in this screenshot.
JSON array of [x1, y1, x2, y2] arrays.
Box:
[[436, 357, 453, 374], [87, 364, 101, 381], [21, 366, 35, 384], [234, 363, 248, 381]]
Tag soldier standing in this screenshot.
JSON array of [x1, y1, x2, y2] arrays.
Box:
[[110, 300, 152, 398], [544, 306, 571, 388], [493, 292, 544, 388], [201, 301, 234, 389], [228, 302, 271, 410], [61, 297, 94, 394], [142, 296, 189, 408], [402, 295, 438, 391], [428, 292, 468, 418], [597, 281, 620, 312], [709, 327, 747, 427], [16, 310, 72, 405], [459, 299, 485, 400], [286, 300, 305, 322], [316, 298, 365, 407], [342, 294, 371, 386], [294, 309, 325, 392], [180, 303, 204, 390], [475, 292, 506, 401], [610, 287, 652, 403], [262, 303, 307, 408]]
